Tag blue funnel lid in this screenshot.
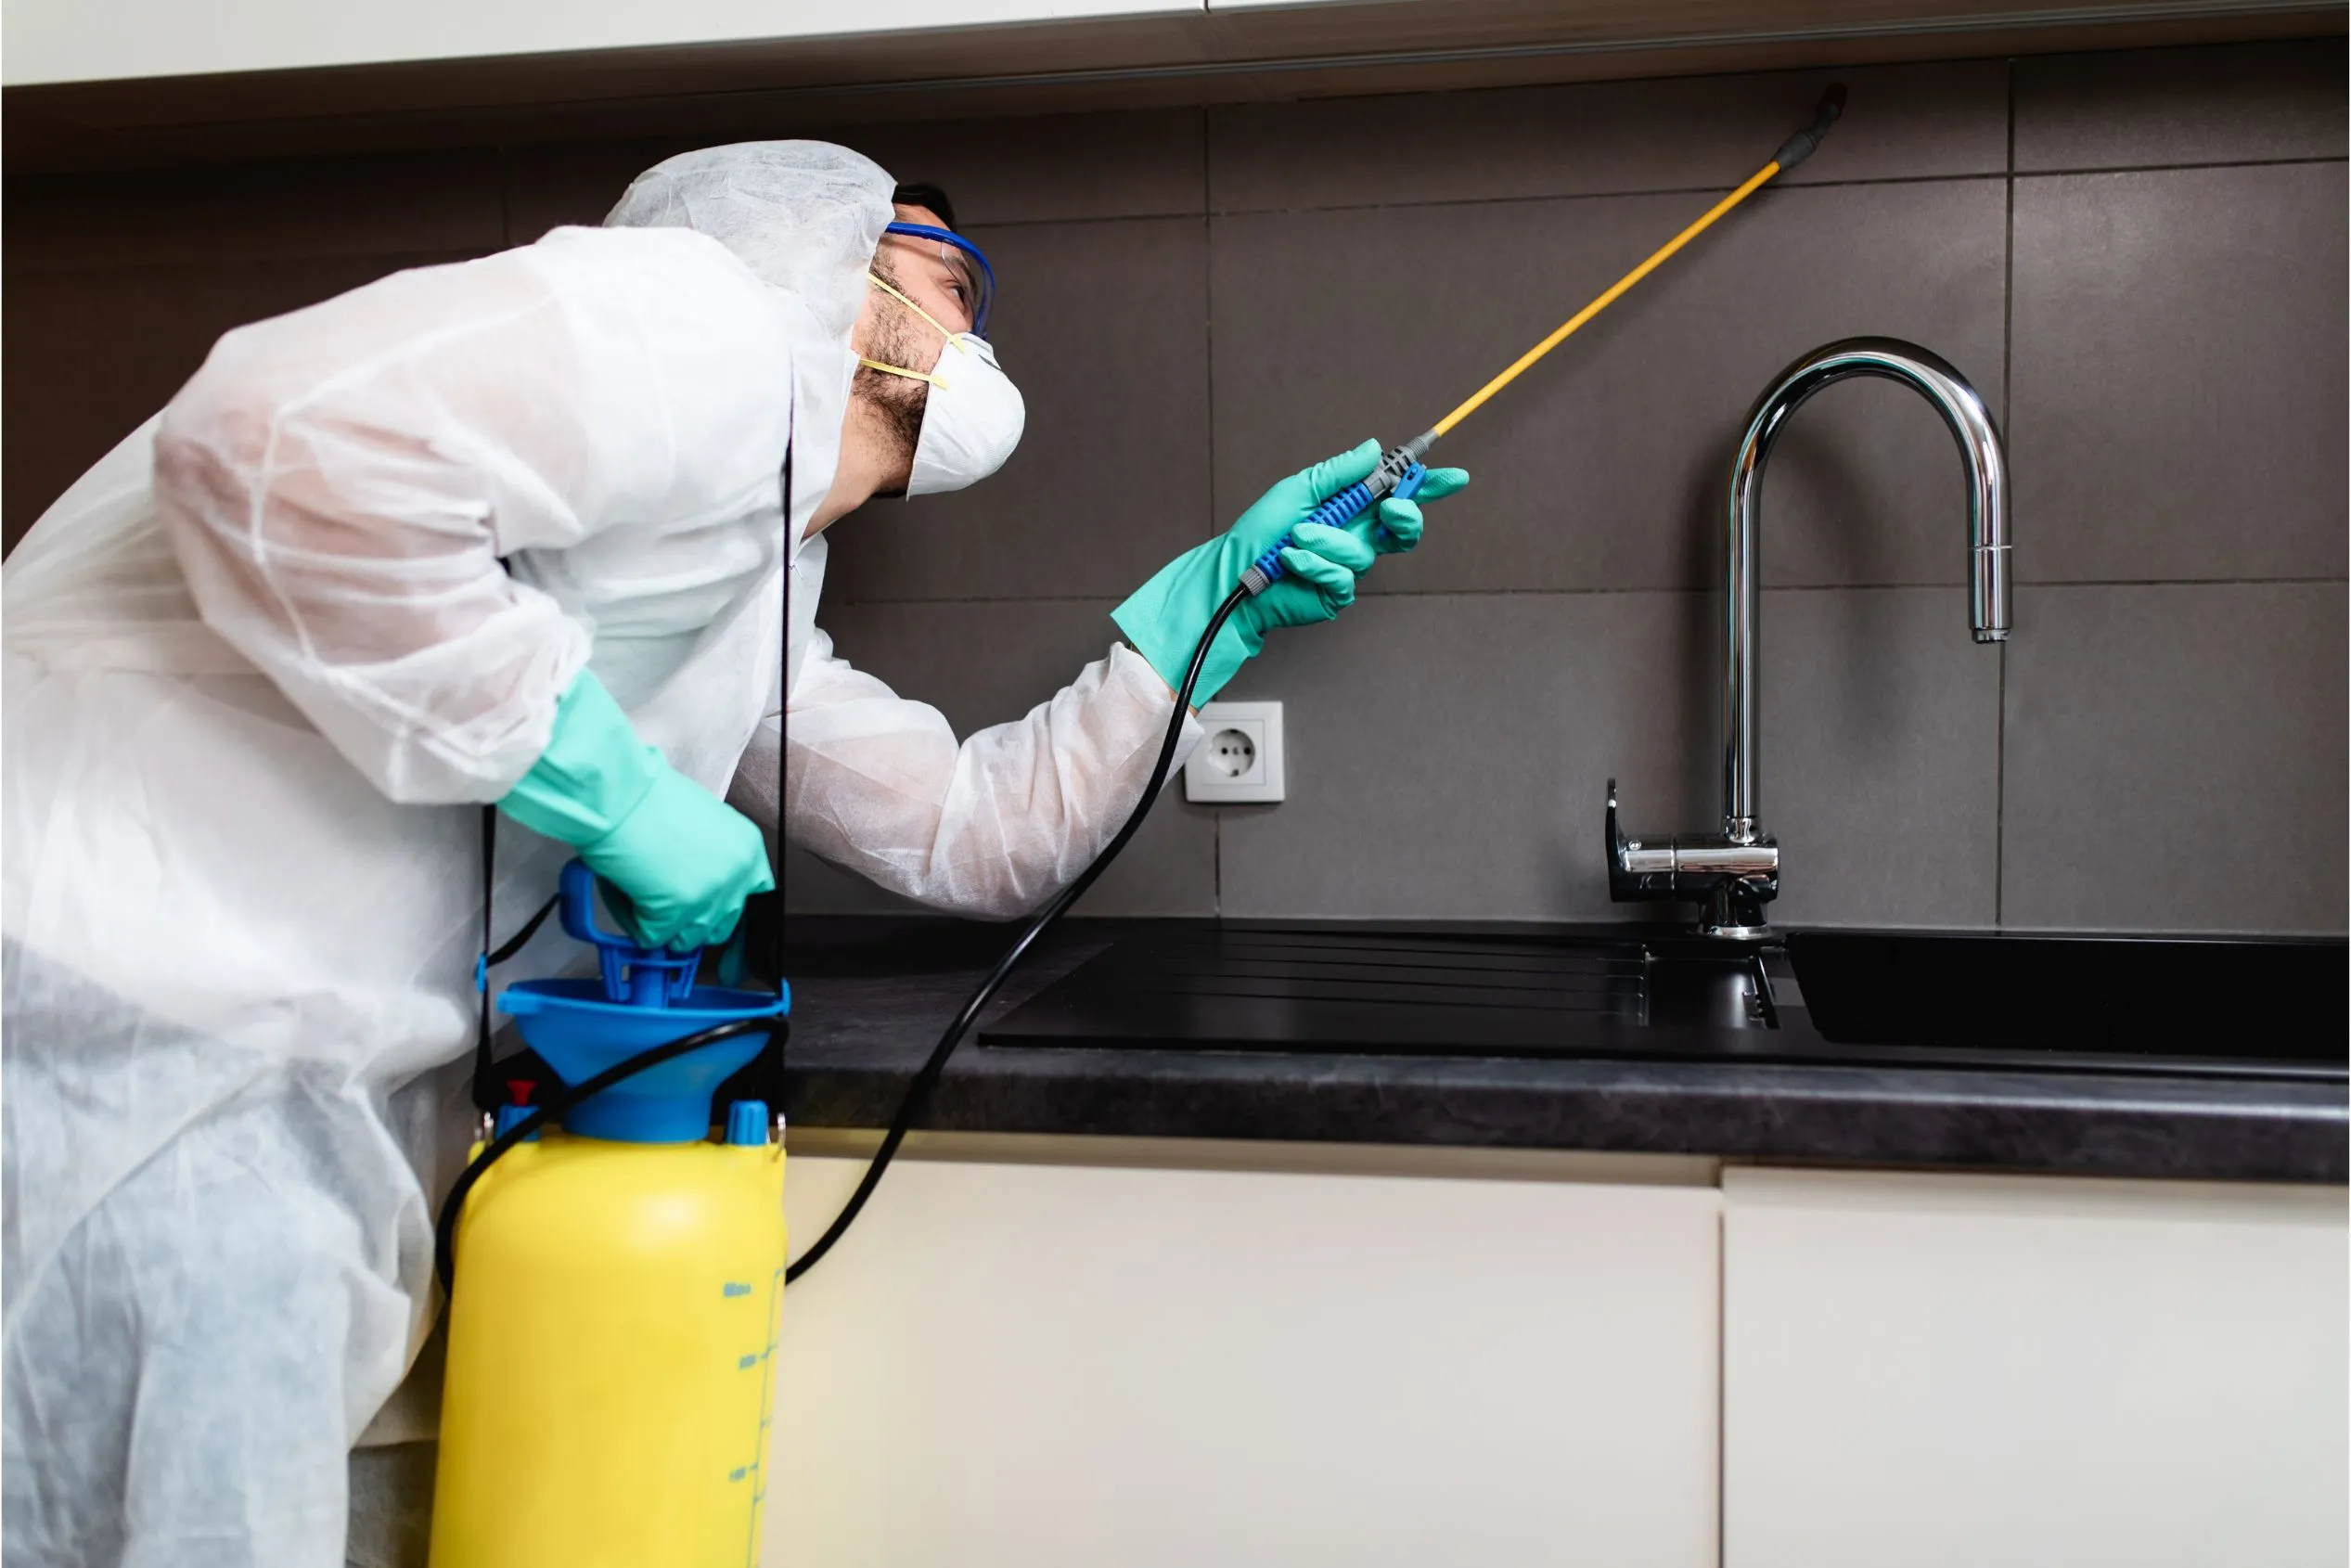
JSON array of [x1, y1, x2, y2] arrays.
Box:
[[498, 862, 789, 1143], [502, 981, 788, 1142]]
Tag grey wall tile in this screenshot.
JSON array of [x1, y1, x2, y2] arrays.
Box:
[[1209, 178, 2006, 596], [838, 109, 1207, 225], [1214, 591, 1715, 921], [2011, 162, 2348, 585], [1759, 586, 2002, 927], [1214, 584, 1994, 925], [1208, 59, 2007, 213], [3, 151, 504, 273], [2001, 582, 2347, 933], [504, 138, 703, 241], [4, 251, 481, 550], [503, 109, 1204, 244], [821, 215, 1214, 606], [2016, 38, 2349, 172], [780, 596, 1217, 918]]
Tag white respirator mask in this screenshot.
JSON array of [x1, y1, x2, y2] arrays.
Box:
[[862, 271, 1026, 497]]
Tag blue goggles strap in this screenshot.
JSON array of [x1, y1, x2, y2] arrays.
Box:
[[882, 221, 996, 338]]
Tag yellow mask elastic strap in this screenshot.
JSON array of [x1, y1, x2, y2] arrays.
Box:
[[866, 270, 970, 354], [859, 357, 949, 390]]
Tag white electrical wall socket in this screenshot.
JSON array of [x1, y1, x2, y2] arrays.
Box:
[[1184, 700, 1285, 803]]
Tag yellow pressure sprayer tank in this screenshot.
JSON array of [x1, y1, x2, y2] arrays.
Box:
[[430, 860, 790, 1568]]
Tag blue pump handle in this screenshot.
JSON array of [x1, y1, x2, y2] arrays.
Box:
[[557, 859, 702, 1008], [1250, 456, 1427, 588]]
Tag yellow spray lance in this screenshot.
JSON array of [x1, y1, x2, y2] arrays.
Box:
[[1238, 82, 1849, 594]]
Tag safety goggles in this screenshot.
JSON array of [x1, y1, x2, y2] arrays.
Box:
[[883, 221, 996, 339]]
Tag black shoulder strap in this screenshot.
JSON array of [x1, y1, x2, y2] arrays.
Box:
[[773, 438, 792, 967], [719, 431, 794, 1112], [469, 549, 560, 1118], [756, 439, 793, 1095], [472, 809, 560, 1116]]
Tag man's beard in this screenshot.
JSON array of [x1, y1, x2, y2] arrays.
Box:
[[853, 288, 931, 470]]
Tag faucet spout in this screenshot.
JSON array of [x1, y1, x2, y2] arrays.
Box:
[[1723, 338, 2010, 841], [1607, 337, 2010, 939]]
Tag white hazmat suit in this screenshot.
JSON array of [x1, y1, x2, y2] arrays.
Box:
[[1, 141, 1194, 1566]]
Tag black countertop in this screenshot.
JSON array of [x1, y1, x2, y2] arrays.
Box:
[[773, 919, 2347, 1185]]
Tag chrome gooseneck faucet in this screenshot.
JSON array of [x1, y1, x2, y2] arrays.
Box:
[[1608, 337, 2011, 938]]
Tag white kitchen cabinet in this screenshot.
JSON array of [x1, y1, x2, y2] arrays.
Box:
[[0, 0, 1199, 87], [770, 1141, 1722, 1568], [7, 0, 2308, 100], [1722, 1167, 2348, 1568]]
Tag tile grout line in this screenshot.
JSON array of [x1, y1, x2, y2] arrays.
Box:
[[944, 156, 2347, 232], [1995, 56, 2016, 932], [824, 575, 2346, 610], [2009, 154, 2347, 180], [13, 159, 2339, 279], [1201, 109, 1225, 921]]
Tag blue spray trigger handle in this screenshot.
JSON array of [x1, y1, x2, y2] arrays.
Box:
[[1244, 442, 1430, 594], [1390, 459, 1429, 512], [556, 859, 702, 1009]]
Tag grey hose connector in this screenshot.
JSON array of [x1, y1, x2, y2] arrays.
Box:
[[1240, 434, 1436, 598], [1369, 440, 1425, 497], [1772, 84, 1847, 172]]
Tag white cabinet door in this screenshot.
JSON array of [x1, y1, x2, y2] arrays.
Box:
[[1723, 1167, 2348, 1568], [1, 0, 1201, 87], [770, 1145, 1722, 1568]]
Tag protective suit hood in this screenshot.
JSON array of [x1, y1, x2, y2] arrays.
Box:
[[602, 141, 896, 549]]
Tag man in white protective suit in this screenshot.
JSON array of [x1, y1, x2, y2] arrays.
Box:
[[0, 141, 1468, 1566]]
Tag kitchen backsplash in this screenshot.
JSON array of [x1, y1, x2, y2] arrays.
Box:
[[6, 38, 2342, 932]]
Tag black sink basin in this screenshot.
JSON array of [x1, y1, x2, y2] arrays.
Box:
[[1783, 930, 2345, 1063], [983, 922, 2345, 1081]]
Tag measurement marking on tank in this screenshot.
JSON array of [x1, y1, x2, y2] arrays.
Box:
[[723, 1281, 752, 1297], [730, 1461, 760, 1484], [739, 1266, 787, 1568], [739, 1353, 758, 1369]]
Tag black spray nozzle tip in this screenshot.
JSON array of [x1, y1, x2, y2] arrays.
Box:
[[1774, 84, 1847, 171]]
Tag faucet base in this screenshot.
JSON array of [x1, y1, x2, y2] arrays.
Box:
[[1699, 875, 1778, 941], [1606, 781, 1780, 933]]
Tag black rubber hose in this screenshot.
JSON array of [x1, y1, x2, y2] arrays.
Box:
[[433, 1012, 782, 1295], [781, 584, 1252, 1284]]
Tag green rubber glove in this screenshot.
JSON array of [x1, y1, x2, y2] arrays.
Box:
[[499, 670, 774, 952], [1111, 440, 1470, 704]]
